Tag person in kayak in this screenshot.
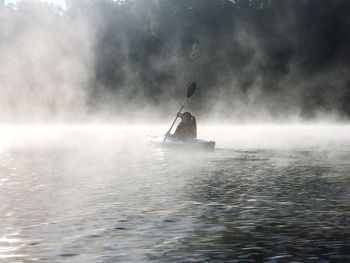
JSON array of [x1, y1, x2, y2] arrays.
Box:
[[171, 112, 197, 140]]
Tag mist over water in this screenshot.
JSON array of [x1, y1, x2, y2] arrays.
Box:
[[1, 0, 350, 122], [1, 0, 350, 262], [0, 125, 350, 262]]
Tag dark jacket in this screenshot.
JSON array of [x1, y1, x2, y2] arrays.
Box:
[[174, 116, 197, 140]]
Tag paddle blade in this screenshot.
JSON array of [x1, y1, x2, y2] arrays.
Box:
[[187, 82, 196, 98]]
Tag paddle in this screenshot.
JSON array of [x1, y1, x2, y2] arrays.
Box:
[[163, 82, 196, 142]]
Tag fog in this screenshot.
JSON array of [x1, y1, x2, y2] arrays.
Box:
[[0, 0, 350, 124], [1, 2, 350, 261], [0, 1, 94, 123], [1, 124, 349, 152]]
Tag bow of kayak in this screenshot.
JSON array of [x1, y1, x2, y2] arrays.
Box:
[[148, 135, 215, 152]]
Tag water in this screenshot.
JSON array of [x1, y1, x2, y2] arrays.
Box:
[[0, 125, 349, 262]]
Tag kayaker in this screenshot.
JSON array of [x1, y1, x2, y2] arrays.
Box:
[[172, 112, 197, 140]]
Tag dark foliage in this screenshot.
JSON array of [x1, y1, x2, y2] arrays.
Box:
[[3, 0, 350, 120]]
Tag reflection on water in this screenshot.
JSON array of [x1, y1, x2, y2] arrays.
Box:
[[0, 125, 349, 262]]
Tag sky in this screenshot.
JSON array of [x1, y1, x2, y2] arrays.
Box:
[[5, 0, 66, 8]]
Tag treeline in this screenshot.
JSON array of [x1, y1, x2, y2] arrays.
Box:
[[1, 0, 350, 120]]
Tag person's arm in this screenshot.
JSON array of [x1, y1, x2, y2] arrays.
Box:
[[192, 116, 197, 138], [166, 113, 183, 138]]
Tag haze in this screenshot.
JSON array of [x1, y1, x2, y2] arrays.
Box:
[[1, 1, 350, 262], [0, 0, 349, 124]]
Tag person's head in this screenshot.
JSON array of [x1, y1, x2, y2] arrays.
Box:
[[180, 112, 192, 123]]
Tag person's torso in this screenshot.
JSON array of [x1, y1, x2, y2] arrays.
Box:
[[175, 122, 196, 140]]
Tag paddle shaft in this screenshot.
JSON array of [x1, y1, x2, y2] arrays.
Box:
[[163, 98, 188, 142]]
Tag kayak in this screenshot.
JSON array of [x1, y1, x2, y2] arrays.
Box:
[[148, 135, 215, 152]]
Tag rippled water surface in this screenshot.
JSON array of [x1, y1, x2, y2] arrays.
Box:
[[0, 125, 349, 262]]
